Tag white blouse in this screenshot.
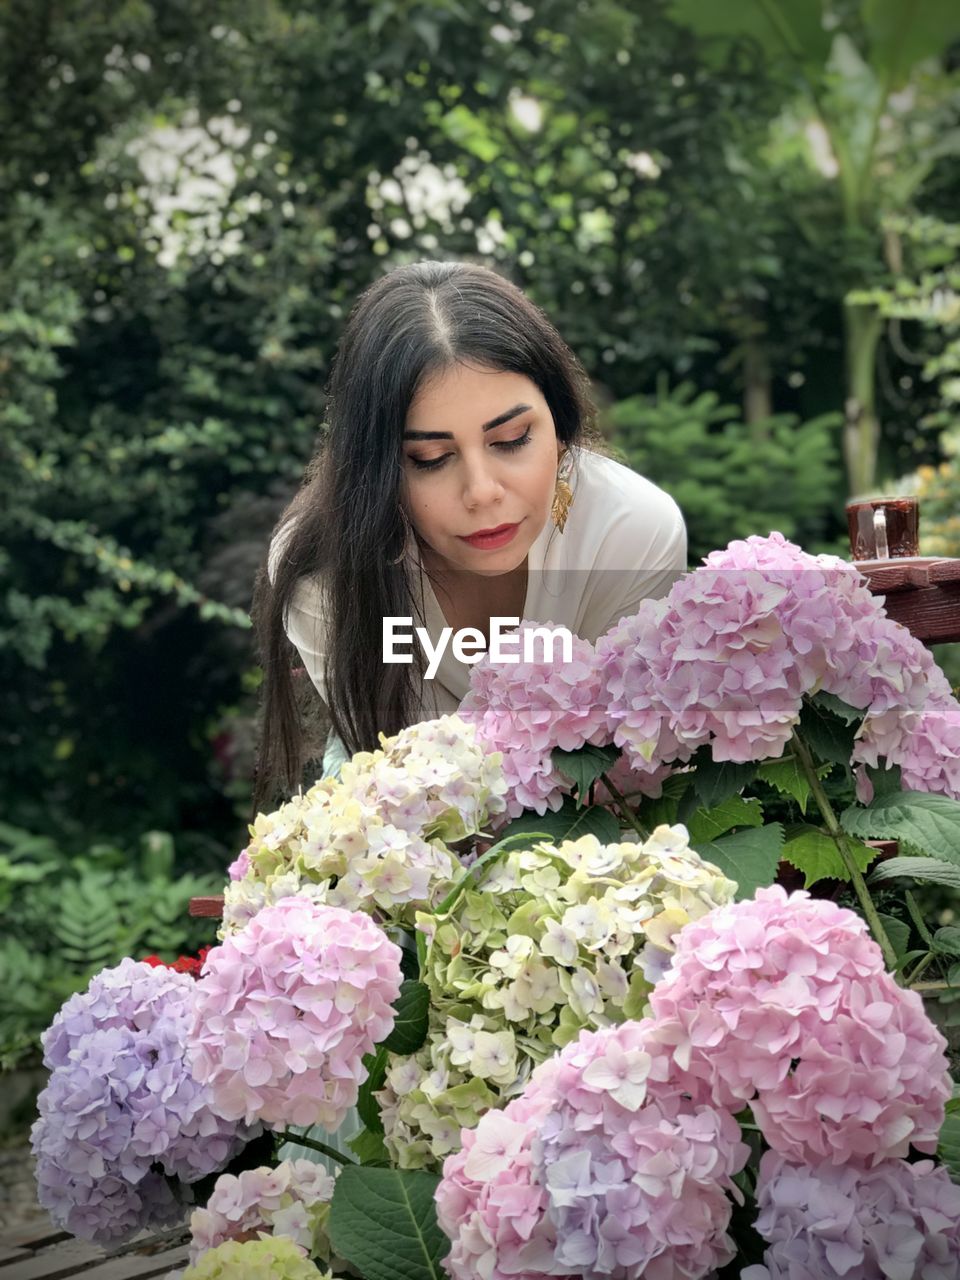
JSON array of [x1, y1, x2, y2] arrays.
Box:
[[274, 449, 687, 720]]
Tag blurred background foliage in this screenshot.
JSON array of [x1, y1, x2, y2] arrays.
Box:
[[2, 0, 960, 1063]]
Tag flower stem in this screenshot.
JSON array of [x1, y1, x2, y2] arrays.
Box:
[[790, 732, 898, 971], [599, 772, 649, 840], [904, 953, 935, 986], [274, 1131, 355, 1165]]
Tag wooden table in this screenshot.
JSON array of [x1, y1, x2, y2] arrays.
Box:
[[0, 1223, 189, 1279], [855, 556, 960, 645]]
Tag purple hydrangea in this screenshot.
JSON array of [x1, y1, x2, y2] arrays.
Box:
[[32, 958, 256, 1244], [742, 1152, 960, 1280]]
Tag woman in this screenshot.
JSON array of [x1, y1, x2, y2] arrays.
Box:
[[254, 260, 686, 806]]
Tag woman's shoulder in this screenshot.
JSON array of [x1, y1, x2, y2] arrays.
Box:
[[571, 449, 684, 546]]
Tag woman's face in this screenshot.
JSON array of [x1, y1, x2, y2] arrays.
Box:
[[401, 363, 562, 578]]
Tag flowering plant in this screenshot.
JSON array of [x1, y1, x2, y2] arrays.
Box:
[[33, 534, 960, 1279]]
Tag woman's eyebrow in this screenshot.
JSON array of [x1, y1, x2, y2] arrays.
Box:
[[403, 402, 532, 441]]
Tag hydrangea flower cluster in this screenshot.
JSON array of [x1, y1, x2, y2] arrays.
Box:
[[187, 1160, 336, 1266], [742, 1152, 960, 1280], [437, 1022, 749, 1280], [649, 885, 952, 1166], [459, 621, 612, 815], [189, 898, 403, 1129], [595, 533, 957, 780], [433, 1065, 560, 1280], [178, 1235, 331, 1280], [377, 827, 735, 1167], [856, 692, 960, 801], [32, 959, 254, 1244], [222, 715, 507, 933], [376, 1010, 519, 1169]]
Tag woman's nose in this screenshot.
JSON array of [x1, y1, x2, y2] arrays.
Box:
[[462, 458, 503, 509]]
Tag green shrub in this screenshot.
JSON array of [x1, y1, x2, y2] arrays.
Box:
[[0, 823, 222, 1069], [605, 380, 845, 564]]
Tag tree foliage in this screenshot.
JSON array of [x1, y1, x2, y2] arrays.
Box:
[[1, 0, 957, 851]]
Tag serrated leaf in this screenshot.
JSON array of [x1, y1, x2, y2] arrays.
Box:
[[937, 1110, 960, 1182], [496, 796, 621, 847], [933, 927, 960, 958], [634, 773, 692, 829], [692, 823, 783, 900], [780, 826, 875, 887], [757, 757, 812, 814], [686, 796, 763, 844], [812, 691, 862, 724], [357, 1046, 388, 1134], [798, 698, 857, 766], [552, 743, 621, 804], [381, 980, 430, 1056], [348, 1128, 390, 1166], [686, 747, 756, 813], [869, 857, 960, 890], [329, 1165, 449, 1280], [840, 791, 960, 864], [877, 912, 911, 961]]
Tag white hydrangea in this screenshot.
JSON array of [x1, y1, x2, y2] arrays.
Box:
[[221, 716, 508, 935]]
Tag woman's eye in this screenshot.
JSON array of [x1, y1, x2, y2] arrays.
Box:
[[493, 426, 532, 452], [409, 453, 451, 471]]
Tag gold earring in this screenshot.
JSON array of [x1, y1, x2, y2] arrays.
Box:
[[551, 452, 574, 533]]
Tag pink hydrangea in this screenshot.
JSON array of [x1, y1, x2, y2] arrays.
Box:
[[460, 622, 612, 815], [599, 565, 809, 768], [437, 1024, 748, 1280], [742, 1152, 960, 1280], [856, 692, 960, 800], [600, 532, 953, 773], [188, 899, 403, 1129], [649, 886, 951, 1165], [436, 1063, 561, 1280]]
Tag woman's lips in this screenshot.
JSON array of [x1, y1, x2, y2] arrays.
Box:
[[459, 522, 520, 550]]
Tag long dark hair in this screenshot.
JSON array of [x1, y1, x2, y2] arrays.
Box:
[[252, 259, 598, 808]]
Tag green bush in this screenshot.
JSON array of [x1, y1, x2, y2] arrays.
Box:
[[0, 823, 223, 1069], [605, 379, 846, 564]]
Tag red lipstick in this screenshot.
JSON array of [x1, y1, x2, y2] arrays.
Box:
[[459, 522, 520, 550]]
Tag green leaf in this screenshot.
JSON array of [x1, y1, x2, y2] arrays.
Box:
[[634, 773, 692, 829], [329, 1165, 449, 1280], [686, 795, 763, 843], [933, 927, 960, 958], [862, 0, 960, 88], [865, 761, 902, 800], [552, 743, 621, 803], [686, 747, 757, 813], [382, 980, 430, 1056], [869, 857, 960, 890], [496, 796, 621, 847], [937, 1109, 960, 1181], [667, 0, 832, 74], [757, 756, 812, 814], [813, 691, 863, 724], [840, 791, 960, 864], [798, 698, 857, 766], [347, 1128, 391, 1166], [357, 1046, 388, 1134], [877, 911, 911, 960], [780, 826, 875, 887], [692, 823, 783, 900]]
